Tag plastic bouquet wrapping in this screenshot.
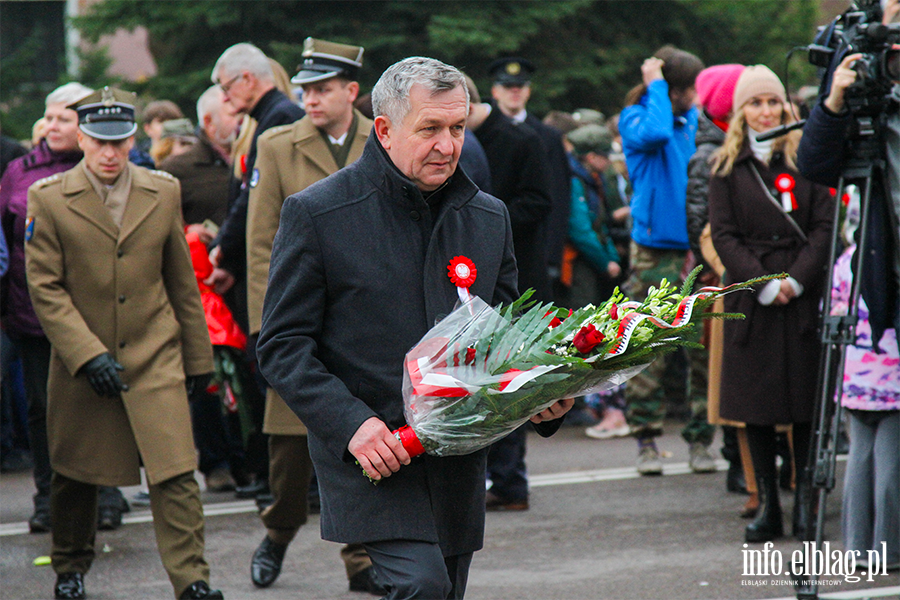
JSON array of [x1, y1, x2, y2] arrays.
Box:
[[389, 256, 783, 461]]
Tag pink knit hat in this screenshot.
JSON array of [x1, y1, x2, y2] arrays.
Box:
[[695, 64, 745, 121]]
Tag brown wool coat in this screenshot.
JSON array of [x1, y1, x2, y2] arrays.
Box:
[[247, 111, 372, 435], [708, 145, 833, 426], [26, 162, 213, 486]]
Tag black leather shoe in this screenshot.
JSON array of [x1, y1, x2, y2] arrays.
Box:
[[29, 509, 51, 533], [97, 505, 123, 531], [349, 566, 388, 595], [179, 580, 224, 599], [235, 479, 268, 499], [54, 572, 85, 599], [251, 536, 287, 588]]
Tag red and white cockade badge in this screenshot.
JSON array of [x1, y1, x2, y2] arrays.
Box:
[[448, 256, 477, 302], [775, 173, 798, 213]]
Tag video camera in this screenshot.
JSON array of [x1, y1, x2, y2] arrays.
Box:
[[808, 0, 900, 115]]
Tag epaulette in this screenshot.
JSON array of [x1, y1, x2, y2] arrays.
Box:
[[148, 169, 175, 180], [260, 124, 294, 139], [33, 173, 62, 188]]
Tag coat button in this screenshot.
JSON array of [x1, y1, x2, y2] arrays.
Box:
[[118, 295, 126, 304], [117, 249, 124, 258], [410, 210, 420, 221], [118, 341, 126, 349]]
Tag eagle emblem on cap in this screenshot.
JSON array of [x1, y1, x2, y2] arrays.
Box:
[[506, 62, 521, 76], [101, 86, 115, 107]]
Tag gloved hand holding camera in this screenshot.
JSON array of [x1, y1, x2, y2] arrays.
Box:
[[80, 353, 128, 398]]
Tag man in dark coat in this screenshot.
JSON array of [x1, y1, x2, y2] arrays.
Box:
[[489, 57, 572, 298], [206, 43, 304, 332], [258, 57, 572, 600], [797, 51, 900, 354], [466, 87, 553, 513]]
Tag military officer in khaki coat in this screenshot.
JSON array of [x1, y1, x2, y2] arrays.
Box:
[[245, 38, 382, 594], [25, 87, 223, 600]]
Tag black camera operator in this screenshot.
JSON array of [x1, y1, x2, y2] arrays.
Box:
[[795, 0, 900, 580], [796, 1, 900, 354]]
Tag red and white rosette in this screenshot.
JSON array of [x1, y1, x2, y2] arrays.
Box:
[[448, 256, 477, 303], [774, 173, 798, 213]]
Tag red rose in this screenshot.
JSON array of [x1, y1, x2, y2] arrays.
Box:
[[546, 308, 572, 329], [609, 303, 618, 320], [573, 324, 605, 354]]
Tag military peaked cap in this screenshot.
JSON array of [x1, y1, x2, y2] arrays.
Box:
[[291, 37, 364, 85], [489, 57, 536, 86], [67, 86, 138, 140]]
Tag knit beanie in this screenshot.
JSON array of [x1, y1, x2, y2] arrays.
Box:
[[732, 65, 786, 111], [695, 64, 745, 121]]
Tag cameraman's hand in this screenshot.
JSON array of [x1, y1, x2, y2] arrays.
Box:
[[642, 57, 665, 86], [825, 53, 863, 114], [883, 0, 900, 25], [80, 353, 128, 398]]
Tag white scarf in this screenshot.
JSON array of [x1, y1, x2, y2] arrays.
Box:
[[748, 128, 775, 164]]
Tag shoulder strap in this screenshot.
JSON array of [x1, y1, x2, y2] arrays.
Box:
[[748, 162, 808, 244]]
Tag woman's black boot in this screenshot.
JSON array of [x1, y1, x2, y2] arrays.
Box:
[[745, 476, 783, 542]]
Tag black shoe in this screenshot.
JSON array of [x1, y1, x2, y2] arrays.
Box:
[[54, 572, 85, 599], [235, 479, 268, 499], [179, 580, 223, 599], [29, 509, 51, 534], [726, 463, 747, 494], [97, 505, 123, 531], [745, 477, 784, 543], [251, 536, 287, 588], [349, 566, 388, 596], [485, 491, 529, 511]]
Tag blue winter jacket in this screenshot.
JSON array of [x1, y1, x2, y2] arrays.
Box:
[[620, 79, 697, 250]]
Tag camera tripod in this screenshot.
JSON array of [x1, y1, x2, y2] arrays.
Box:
[[793, 116, 885, 600]]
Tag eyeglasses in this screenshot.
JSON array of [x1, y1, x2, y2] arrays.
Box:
[[218, 74, 242, 94]]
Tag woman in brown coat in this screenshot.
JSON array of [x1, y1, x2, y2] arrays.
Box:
[[708, 66, 833, 544]]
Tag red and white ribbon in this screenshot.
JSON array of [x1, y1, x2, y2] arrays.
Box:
[[606, 282, 749, 357]]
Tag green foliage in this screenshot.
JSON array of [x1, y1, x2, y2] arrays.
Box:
[[61, 0, 821, 121]]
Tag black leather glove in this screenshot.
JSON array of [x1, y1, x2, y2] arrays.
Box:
[[185, 373, 213, 398], [80, 353, 128, 398]]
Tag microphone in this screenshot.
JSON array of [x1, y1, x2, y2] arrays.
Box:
[[756, 119, 807, 142]]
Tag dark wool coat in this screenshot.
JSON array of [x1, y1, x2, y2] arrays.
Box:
[[475, 103, 553, 302], [158, 131, 231, 227], [708, 145, 834, 425], [259, 134, 547, 556], [798, 100, 900, 353]]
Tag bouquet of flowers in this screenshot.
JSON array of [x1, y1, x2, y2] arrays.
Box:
[[390, 257, 784, 460]]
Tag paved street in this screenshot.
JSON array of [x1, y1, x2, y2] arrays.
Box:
[[2, 421, 898, 599]]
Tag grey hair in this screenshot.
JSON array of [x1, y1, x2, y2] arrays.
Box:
[[196, 85, 224, 123], [211, 43, 273, 84], [46, 82, 93, 107], [371, 57, 469, 126]]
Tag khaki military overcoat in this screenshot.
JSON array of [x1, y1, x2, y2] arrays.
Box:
[[247, 111, 371, 435], [25, 162, 214, 486]]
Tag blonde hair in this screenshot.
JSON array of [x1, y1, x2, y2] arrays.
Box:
[[710, 101, 801, 176]]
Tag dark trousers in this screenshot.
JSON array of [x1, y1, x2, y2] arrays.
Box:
[[264, 434, 370, 578], [363, 539, 473, 600], [486, 425, 528, 502], [51, 470, 208, 598], [189, 389, 245, 478], [8, 334, 51, 505]]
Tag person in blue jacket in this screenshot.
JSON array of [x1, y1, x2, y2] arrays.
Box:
[[619, 45, 717, 476]]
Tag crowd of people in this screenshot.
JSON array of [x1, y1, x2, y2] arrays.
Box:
[[0, 20, 898, 600]]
